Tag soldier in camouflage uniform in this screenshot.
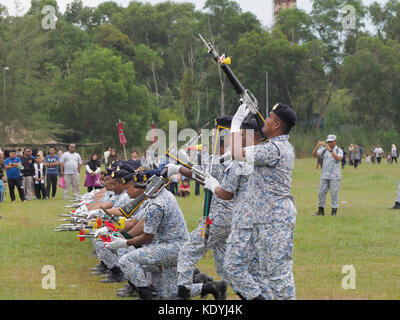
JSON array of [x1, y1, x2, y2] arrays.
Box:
[[91, 169, 134, 283], [313, 135, 344, 216], [389, 181, 400, 210], [204, 119, 272, 299], [222, 102, 297, 300], [165, 117, 233, 300], [106, 187, 189, 300]]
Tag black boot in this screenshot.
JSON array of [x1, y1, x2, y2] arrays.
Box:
[[193, 272, 213, 284], [100, 266, 125, 283], [236, 292, 246, 300], [331, 208, 337, 216], [201, 281, 227, 300], [177, 285, 191, 300], [313, 207, 324, 216], [90, 261, 108, 275], [137, 286, 153, 300], [116, 282, 137, 297], [389, 201, 400, 210]]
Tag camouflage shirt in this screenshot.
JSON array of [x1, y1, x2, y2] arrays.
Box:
[[143, 188, 189, 244], [240, 135, 297, 227], [317, 145, 343, 180]]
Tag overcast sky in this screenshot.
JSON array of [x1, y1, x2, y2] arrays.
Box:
[[2, 0, 387, 27]]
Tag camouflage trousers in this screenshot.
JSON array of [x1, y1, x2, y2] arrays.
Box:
[[318, 179, 341, 208], [396, 181, 400, 203], [93, 239, 119, 269], [119, 242, 182, 299], [224, 223, 296, 300], [177, 224, 231, 297]]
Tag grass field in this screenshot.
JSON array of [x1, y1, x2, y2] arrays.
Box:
[[1, 158, 400, 300]]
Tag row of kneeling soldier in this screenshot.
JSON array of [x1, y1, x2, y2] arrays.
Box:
[[57, 101, 298, 300]]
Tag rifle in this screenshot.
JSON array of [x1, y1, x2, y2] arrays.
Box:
[[113, 168, 169, 219], [198, 34, 266, 137]]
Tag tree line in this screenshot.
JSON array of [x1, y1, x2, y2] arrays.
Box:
[[0, 0, 399, 155]]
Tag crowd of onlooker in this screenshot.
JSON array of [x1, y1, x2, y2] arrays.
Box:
[[314, 142, 399, 169], [0, 144, 201, 204]]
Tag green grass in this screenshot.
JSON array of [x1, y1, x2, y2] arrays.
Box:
[[1, 158, 400, 299]]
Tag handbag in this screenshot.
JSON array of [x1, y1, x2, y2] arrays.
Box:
[[58, 176, 66, 189]]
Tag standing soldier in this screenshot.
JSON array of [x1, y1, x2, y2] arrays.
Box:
[[165, 117, 232, 300], [313, 134, 343, 216], [204, 119, 271, 299], [225, 102, 298, 300]]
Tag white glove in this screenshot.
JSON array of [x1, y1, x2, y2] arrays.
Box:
[[204, 175, 220, 194], [231, 103, 250, 133], [94, 226, 109, 238], [105, 236, 128, 250], [166, 164, 181, 177], [86, 209, 102, 219]]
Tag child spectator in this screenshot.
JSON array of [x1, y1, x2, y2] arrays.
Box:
[[179, 179, 191, 197], [33, 156, 46, 200]]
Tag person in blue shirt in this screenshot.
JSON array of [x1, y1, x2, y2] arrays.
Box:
[[4, 150, 25, 202], [45, 147, 59, 199]]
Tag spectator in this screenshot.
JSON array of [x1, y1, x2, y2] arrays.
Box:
[[0, 153, 4, 179], [169, 173, 179, 195], [358, 145, 363, 164], [353, 145, 361, 169], [60, 143, 82, 200], [21, 147, 35, 201], [84, 154, 102, 193], [4, 150, 25, 202], [16, 148, 23, 158], [312, 141, 326, 169], [37, 150, 45, 162], [387, 152, 391, 164], [179, 179, 191, 197], [348, 144, 354, 166], [391, 144, 397, 163], [340, 146, 347, 169], [365, 153, 371, 164], [57, 150, 63, 177], [370, 145, 376, 164], [108, 148, 118, 165], [104, 146, 111, 167], [0, 175, 4, 203], [33, 156, 46, 200], [127, 150, 141, 172], [374, 144, 384, 164], [45, 147, 59, 199]]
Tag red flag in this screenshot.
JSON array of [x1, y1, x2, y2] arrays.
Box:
[[151, 120, 156, 144], [118, 121, 127, 146]]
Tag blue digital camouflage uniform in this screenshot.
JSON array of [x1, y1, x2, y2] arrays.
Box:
[[101, 190, 114, 202], [224, 135, 297, 300], [118, 188, 189, 299], [396, 182, 400, 203], [177, 158, 234, 297], [221, 160, 273, 299], [317, 146, 343, 209], [94, 190, 133, 268]]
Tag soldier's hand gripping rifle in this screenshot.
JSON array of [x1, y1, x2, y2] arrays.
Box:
[[198, 34, 266, 138]]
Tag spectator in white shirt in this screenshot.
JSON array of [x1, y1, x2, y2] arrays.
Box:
[[374, 144, 384, 164], [60, 143, 82, 199], [391, 144, 397, 164]]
